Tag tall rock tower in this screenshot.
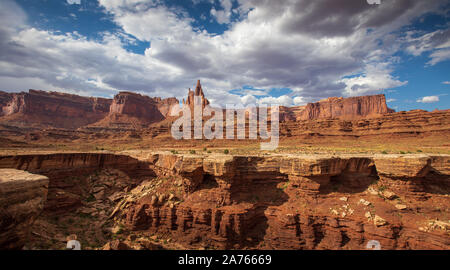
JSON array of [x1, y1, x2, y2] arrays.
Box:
[[182, 80, 210, 108]]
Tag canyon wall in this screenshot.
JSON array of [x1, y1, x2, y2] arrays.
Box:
[[291, 94, 395, 121], [0, 90, 111, 129], [0, 153, 155, 213], [121, 153, 449, 250], [91, 92, 175, 129], [0, 90, 178, 129], [1, 86, 443, 139], [280, 109, 450, 139], [0, 152, 447, 250], [0, 169, 49, 249], [0, 88, 448, 147]]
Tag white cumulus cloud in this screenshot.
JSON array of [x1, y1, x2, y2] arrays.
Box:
[[341, 62, 407, 96], [417, 96, 439, 103], [67, 0, 81, 5], [0, 0, 447, 106]]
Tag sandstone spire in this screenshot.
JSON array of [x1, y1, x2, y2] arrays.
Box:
[[185, 80, 209, 108]]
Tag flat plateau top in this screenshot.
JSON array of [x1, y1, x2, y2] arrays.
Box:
[[0, 169, 48, 183], [0, 151, 448, 161]]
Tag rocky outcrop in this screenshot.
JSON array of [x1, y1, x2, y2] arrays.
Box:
[[0, 89, 179, 130], [292, 94, 394, 121], [0, 90, 112, 129], [89, 92, 179, 129], [0, 169, 49, 249], [0, 153, 155, 213], [374, 154, 450, 200], [2, 83, 449, 145], [183, 80, 210, 108], [280, 108, 450, 139], [154, 97, 179, 118], [120, 153, 450, 250], [109, 92, 164, 122], [0, 91, 13, 112], [0, 152, 447, 250]]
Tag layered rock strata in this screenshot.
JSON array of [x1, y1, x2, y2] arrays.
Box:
[[0, 153, 155, 213], [0, 169, 49, 249], [122, 153, 450, 250], [292, 94, 394, 121], [0, 152, 447, 250]]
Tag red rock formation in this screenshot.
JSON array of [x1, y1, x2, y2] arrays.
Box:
[[154, 97, 179, 118], [110, 92, 157, 119], [0, 169, 49, 249], [279, 108, 450, 140], [0, 89, 179, 130], [91, 92, 179, 129], [292, 94, 394, 121], [0, 90, 112, 129], [0, 91, 13, 116], [0, 153, 156, 213], [0, 152, 448, 250], [0, 83, 448, 144], [183, 80, 210, 108], [108, 92, 164, 123], [120, 153, 450, 250]]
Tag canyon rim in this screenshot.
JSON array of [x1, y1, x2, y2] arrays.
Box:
[[0, 0, 449, 255]]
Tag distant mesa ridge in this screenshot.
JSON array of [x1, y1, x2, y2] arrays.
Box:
[[297, 94, 395, 121], [0, 80, 427, 131]]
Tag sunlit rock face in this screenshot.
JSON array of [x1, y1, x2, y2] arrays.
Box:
[[292, 94, 394, 121]]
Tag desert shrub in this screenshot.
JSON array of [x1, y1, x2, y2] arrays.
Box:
[[189, 150, 196, 154], [224, 149, 229, 154], [203, 147, 207, 151], [417, 149, 422, 152], [399, 151, 406, 154], [381, 150, 388, 154], [280, 182, 289, 191], [79, 212, 91, 219], [85, 194, 96, 202]]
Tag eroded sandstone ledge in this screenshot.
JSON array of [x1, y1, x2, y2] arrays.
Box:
[[120, 153, 449, 249], [0, 152, 448, 250], [0, 169, 49, 249]]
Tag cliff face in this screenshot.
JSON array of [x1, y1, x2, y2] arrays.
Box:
[[0, 90, 112, 129], [0, 152, 447, 250], [121, 153, 449, 250], [280, 109, 450, 140], [107, 92, 165, 125], [154, 97, 179, 118], [0, 90, 179, 130], [293, 94, 394, 121], [110, 92, 162, 120], [0, 153, 156, 213], [0, 169, 49, 249], [3, 90, 112, 116], [91, 92, 179, 129], [0, 91, 13, 114]]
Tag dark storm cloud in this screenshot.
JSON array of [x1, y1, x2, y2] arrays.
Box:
[[281, 0, 371, 37]]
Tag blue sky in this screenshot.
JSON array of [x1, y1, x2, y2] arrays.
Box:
[[0, 0, 449, 111]]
